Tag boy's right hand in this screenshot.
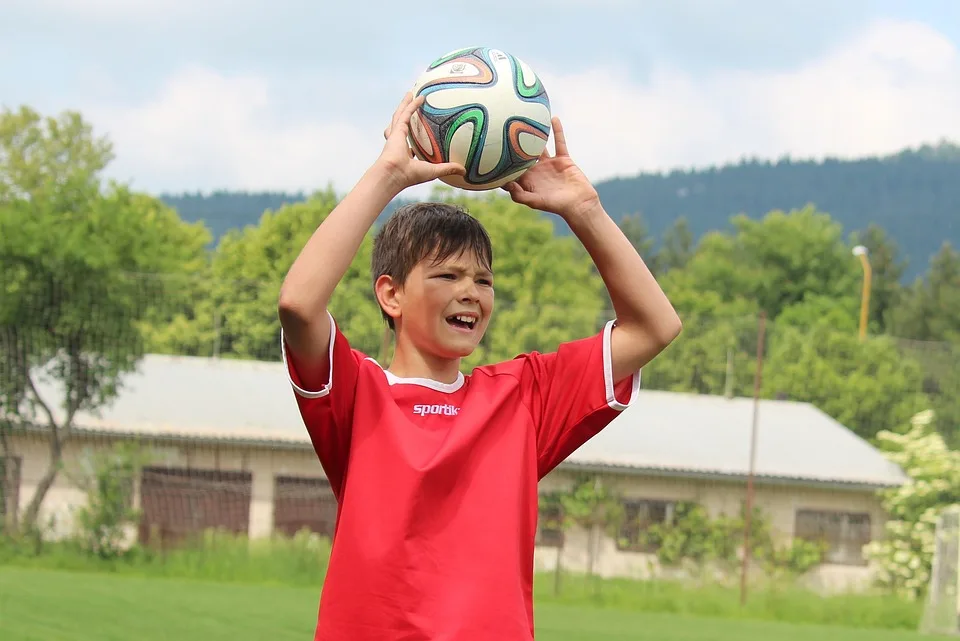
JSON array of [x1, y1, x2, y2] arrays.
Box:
[[377, 92, 466, 190]]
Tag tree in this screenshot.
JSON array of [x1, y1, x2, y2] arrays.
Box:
[[655, 216, 694, 274], [66, 441, 150, 559], [762, 315, 928, 441], [163, 189, 386, 363], [896, 339, 960, 447], [618, 212, 655, 260], [775, 293, 860, 333], [0, 106, 210, 535], [639, 300, 758, 397], [675, 206, 860, 319], [864, 411, 960, 600], [889, 242, 960, 343]]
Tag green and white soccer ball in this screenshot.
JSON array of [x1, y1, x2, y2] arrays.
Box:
[[408, 46, 552, 191]]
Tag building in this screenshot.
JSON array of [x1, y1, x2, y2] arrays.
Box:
[[4, 353, 906, 591]]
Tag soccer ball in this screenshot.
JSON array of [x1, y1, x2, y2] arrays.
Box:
[[408, 47, 552, 191]]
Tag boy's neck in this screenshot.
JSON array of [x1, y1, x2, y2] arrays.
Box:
[[387, 340, 462, 385]]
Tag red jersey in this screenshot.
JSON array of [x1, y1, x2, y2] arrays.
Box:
[[282, 312, 639, 640]]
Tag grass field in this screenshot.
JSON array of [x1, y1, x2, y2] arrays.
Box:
[[0, 567, 952, 641]]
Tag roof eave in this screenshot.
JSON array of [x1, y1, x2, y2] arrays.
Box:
[[13, 423, 906, 491], [558, 460, 904, 492]]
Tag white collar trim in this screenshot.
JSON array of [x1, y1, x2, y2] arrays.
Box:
[[365, 358, 465, 393]]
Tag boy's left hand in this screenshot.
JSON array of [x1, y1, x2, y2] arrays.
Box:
[[502, 117, 600, 221]]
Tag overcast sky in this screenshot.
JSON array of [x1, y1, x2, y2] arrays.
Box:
[[3, 0, 959, 198]]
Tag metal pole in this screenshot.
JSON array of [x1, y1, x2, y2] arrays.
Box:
[[740, 310, 766, 606]]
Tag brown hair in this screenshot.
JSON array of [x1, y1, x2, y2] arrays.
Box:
[[372, 202, 493, 329]]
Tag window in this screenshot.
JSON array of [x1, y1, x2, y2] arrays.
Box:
[[618, 499, 679, 552], [794, 509, 872, 566], [536, 500, 564, 548], [273, 476, 338, 538]]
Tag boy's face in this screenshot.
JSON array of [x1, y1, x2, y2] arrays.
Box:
[[393, 249, 494, 360]]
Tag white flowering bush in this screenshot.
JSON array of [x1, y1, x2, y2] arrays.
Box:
[[864, 411, 960, 600]]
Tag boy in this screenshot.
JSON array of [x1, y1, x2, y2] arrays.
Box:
[[278, 92, 682, 640]]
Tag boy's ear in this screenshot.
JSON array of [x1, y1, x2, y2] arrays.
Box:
[[374, 274, 403, 323]]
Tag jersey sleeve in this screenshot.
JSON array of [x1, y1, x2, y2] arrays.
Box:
[[521, 320, 641, 478], [281, 311, 363, 499]]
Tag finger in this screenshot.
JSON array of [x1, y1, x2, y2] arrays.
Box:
[[392, 91, 413, 122], [387, 92, 414, 136], [400, 95, 425, 127], [503, 181, 537, 207], [431, 162, 466, 178], [552, 117, 569, 156], [387, 95, 425, 141]]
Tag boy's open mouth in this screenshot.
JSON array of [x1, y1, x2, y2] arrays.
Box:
[[446, 314, 477, 331]]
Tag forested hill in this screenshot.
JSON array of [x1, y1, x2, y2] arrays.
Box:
[[160, 142, 960, 280], [160, 190, 409, 245], [593, 142, 960, 280]]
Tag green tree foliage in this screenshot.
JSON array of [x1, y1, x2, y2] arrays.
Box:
[[639, 303, 757, 397], [67, 442, 149, 559], [679, 206, 858, 318], [618, 212, 655, 260], [630, 203, 956, 444], [655, 216, 694, 274], [864, 411, 960, 600], [214, 189, 384, 361], [637, 502, 824, 577], [762, 317, 928, 440], [0, 106, 209, 533], [889, 242, 960, 343], [150, 190, 384, 362]]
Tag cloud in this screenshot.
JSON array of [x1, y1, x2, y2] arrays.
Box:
[[83, 19, 960, 197], [535, 19, 960, 182], [86, 66, 380, 195]]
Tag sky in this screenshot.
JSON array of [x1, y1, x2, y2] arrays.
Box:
[[3, 0, 960, 199]]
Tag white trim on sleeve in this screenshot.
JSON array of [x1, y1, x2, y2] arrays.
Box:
[[602, 320, 642, 411], [280, 310, 336, 399]]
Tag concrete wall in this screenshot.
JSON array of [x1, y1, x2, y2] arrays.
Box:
[[534, 468, 887, 593]]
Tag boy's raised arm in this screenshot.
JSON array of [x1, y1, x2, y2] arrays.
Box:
[[278, 93, 465, 391], [503, 117, 682, 383]]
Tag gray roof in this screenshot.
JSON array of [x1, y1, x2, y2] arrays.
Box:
[[569, 390, 908, 489], [26, 354, 907, 489]]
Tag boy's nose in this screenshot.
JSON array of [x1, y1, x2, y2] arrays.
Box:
[[459, 281, 480, 301]]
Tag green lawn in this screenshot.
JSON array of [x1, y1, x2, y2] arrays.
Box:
[[0, 567, 950, 641]]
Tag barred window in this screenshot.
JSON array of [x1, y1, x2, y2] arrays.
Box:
[[795, 509, 872, 566]]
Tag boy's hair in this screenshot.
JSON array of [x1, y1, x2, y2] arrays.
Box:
[[372, 202, 493, 329]]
